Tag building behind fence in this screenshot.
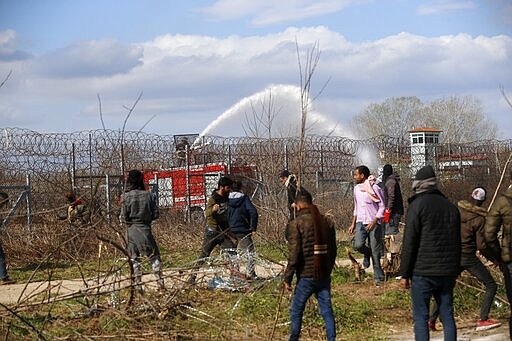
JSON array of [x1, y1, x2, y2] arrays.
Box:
[[1, 127, 512, 229]]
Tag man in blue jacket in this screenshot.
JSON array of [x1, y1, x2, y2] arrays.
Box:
[[228, 180, 258, 279]]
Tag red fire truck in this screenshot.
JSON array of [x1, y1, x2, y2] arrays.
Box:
[[141, 163, 258, 223]]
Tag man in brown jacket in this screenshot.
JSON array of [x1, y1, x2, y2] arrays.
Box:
[[284, 190, 337, 341], [484, 173, 512, 338], [430, 187, 500, 331]]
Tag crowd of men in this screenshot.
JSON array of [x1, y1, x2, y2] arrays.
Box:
[[3, 163, 512, 341]]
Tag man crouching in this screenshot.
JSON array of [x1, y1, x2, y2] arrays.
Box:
[[283, 190, 337, 341]]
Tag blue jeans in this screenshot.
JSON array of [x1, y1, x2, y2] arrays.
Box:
[[412, 275, 457, 341], [352, 222, 385, 282], [289, 277, 335, 341], [385, 213, 401, 235], [233, 232, 256, 278]]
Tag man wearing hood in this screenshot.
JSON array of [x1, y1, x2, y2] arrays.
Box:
[[228, 180, 258, 279], [429, 187, 500, 331], [399, 165, 461, 341], [484, 171, 512, 338]]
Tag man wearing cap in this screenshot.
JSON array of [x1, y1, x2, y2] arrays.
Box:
[[429, 187, 501, 331], [484, 171, 512, 338], [399, 165, 461, 341]]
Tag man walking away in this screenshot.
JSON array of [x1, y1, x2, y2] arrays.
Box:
[[484, 171, 512, 339], [429, 187, 501, 331], [228, 180, 259, 279], [348, 165, 386, 286], [120, 170, 164, 292], [399, 165, 461, 341], [382, 164, 404, 235], [284, 190, 337, 341]]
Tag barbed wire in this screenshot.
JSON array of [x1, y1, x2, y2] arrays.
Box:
[[1, 127, 512, 218]]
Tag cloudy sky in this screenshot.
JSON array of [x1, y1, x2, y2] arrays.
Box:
[[0, 0, 511, 139]]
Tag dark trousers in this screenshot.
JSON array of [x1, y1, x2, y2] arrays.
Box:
[[430, 255, 497, 322], [0, 242, 7, 280], [462, 255, 497, 320], [196, 227, 236, 265]]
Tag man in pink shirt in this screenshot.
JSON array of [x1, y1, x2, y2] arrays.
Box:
[[348, 165, 386, 286]]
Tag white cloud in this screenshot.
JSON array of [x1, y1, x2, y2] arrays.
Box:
[[32, 39, 143, 78], [200, 0, 363, 26], [417, 1, 477, 15], [0, 29, 32, 61], [1, 27, 511, 137]]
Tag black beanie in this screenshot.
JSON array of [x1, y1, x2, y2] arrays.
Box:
[[415, 165, 436, 180], [279, 169, 290, 178], [383, 164, 393, 177]]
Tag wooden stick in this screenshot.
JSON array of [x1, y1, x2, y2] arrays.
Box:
[[270, 284, 286, 340], [488, 152, 512, 211]]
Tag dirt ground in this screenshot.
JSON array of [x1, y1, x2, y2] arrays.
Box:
[[0, 259, 509, 340]]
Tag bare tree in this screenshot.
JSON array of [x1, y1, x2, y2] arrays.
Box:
[[242, 88, 279, 139], [0, 70, 12, 89], [295, 40, 329, 187], [352, 95, 497, 142], [352, 96, 422, 141], [420, 95, 497, 143]]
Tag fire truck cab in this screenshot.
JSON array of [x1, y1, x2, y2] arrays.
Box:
[[141, 163, 257, 224]]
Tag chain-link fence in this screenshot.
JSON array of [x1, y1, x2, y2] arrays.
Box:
[[1, 127, 512, 232]]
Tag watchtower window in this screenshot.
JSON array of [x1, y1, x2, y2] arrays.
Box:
[[411, 133, 424, 144]]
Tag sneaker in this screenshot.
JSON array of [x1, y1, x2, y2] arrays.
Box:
[[476, 319, 501, 331], [375, 281, 383, 287], [428, 320, 437, 331], [363, 256, 370, 269], [0, 277, 15, 285]]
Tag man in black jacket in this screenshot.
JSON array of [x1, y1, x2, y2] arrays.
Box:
[[399, 165, 461, 341], [382, 164, 404, 235]]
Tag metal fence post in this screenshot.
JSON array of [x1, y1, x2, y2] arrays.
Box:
[[26, 174, 32, 232], [105, 174, 111, 226], [185, 144, 191, 223]]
